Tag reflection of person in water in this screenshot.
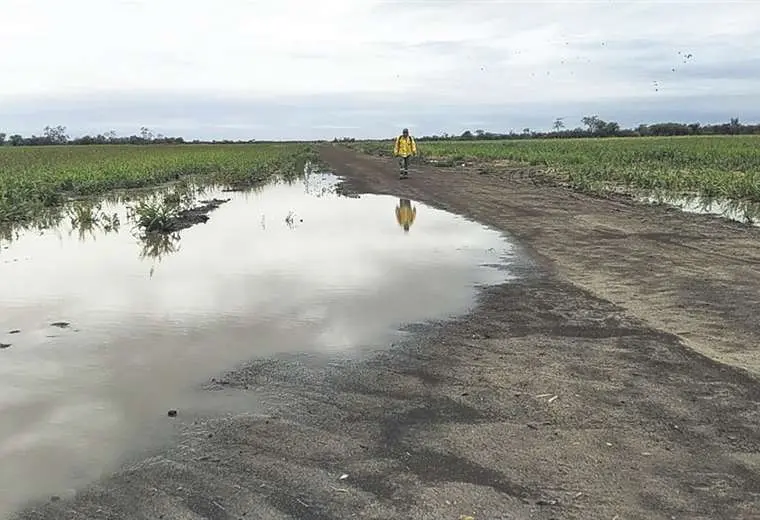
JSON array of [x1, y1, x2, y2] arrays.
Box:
[[395, 198, 417, 233]]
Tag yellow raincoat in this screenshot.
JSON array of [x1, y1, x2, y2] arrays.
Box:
[[394, 135, 417, 157]]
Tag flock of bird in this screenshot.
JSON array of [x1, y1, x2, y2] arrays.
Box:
[[393, 41, 697, 95]]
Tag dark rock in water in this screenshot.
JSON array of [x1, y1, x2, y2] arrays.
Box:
[[159, 198, 232, 233], [50, 495, 61, 502], [0, 343, 11, 349], [167, 409, 178, 417], [199, 198, 231, 207], [9, 330, 20, 334], [51, 322, 71, 329]]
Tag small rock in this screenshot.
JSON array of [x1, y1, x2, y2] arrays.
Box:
[[9, 330, 20, 334], [168, 410, 178, 417], [50, 495, 61, 502], [0, 344, 11, 349]]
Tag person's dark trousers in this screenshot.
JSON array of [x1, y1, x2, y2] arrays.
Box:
[[399, 155, 410, 175]]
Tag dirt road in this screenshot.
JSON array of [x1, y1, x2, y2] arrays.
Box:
[[13, 146, 760, 520]]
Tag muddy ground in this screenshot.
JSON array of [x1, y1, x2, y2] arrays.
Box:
[[13, 146, 760, 520]]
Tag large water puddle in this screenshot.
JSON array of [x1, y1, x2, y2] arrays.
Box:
[[0, 171, 518, 515]]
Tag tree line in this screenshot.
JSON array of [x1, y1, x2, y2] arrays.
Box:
[[0, 126, 265, 146], [417, 116, 759, 141], [2, 116, 759, 147]]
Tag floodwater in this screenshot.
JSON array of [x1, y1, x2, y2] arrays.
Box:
[[641, 192, 760, 226], [0, 172, 517, 516]]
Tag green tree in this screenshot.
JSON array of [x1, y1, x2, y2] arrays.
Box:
[[601, 121, 620, 136], [729, 117, 740, 135], [43, 125, 68, 144], [581, 115, 603, 134]]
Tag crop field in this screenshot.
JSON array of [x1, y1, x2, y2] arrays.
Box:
[[353, 135, 760, 202], [0, 143, 317, 223]]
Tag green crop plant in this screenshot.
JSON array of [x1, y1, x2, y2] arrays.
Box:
[[130, 195, 181, 233], [0, 143, 318, 224], [348, 136, 760, 203]]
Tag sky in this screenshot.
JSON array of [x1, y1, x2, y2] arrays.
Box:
[[1, 0, 759, 140]]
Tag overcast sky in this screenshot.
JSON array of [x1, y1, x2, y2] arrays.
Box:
[[1, 0, 759, 140]]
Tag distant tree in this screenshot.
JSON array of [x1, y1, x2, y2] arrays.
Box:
[[553, 118, 565, 131], [8, 134, 23, 146], [729, 117, 740, 135], [43, 125, 69, 144], [581, 115, 604, 134], [140, 126, 154, 141], [0, 132, 5, 145], [600, 121, 620, 136]]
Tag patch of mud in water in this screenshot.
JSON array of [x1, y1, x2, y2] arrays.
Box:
[[641, 192, 760, 226], [0, 172, 519, 516]]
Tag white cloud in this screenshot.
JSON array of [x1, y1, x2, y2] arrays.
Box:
[[1, 0, 759, 137]]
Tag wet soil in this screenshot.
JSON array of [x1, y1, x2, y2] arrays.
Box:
[[10, 147, 760, 520]]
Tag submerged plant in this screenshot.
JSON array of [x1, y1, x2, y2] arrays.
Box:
[[137, 229, 182, 278], [139, 230, 181, 261], [130, 196, 181, 233]]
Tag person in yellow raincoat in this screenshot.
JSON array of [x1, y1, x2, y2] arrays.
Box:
[[393, 128, 417, 178], [395, 198, 416, 233]]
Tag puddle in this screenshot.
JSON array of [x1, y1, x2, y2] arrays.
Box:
[[0, 171, 518, 515], [640, 192, 760, 226]]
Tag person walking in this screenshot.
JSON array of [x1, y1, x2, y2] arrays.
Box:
[[393, 128, 417, 179]]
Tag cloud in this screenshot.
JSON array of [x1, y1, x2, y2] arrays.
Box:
[[0, 0, 759, 138]]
